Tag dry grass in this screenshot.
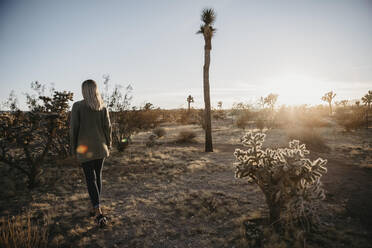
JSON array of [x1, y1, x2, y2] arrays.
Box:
[[175, 130, 197, 143], [0, 212, 49, 248], [334, 108, 366, 132], [286, 127, 330, 152], [152, 127, 166, 138]]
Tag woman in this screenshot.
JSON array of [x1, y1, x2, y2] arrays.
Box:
[[70, 79, 112, 228]]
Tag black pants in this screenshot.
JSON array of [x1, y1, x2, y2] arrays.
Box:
[[81, 158, 104, 208]]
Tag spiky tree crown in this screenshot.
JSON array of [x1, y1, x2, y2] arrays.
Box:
[[321, 91, 336, 103], [197, 8, 216, 38], [361, 90, 372, 106]]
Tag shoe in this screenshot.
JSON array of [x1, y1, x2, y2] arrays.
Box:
[[96, 214, 108, 228]]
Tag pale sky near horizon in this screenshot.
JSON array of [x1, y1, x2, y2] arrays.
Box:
[[1, 0, 371, 110]]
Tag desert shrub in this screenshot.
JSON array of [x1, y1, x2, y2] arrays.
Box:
[[146, 134, 158, 147], [233, 131, 327, 232], [298, 114, 328, 128], [176, 130, 197, 143], [212, 109, 227, 120], [235, 110, 256, 130], [255, 118, 266, 131], [111, 105, 162, 151], [176, 108, 199, 125], [0, 212, 49, 248], [197, 109, 206, 129], [273, 105, 329, 129], [235, 114, 249, 129], [0, 89, 73, 189], [24, 82, 73, 158], [136, 104, 162, 129], [153, 127, 166, 138], [287, 127, 329, 152], [177, 109, 192, 124], [334, 107, 365, 131]]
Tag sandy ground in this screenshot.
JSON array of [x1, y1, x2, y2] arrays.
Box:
[[1, 119, 372, 247]]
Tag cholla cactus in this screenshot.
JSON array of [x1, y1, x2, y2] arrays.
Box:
[[233, 131, 327, 228]]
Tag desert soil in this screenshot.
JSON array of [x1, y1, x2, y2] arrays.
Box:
[[1, 120, 372, 247]]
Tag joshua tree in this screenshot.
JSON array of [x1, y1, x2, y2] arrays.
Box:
[[264, 93, 278, 112], [187, 95, 194, 111], [102, 74, 110, 106], [339, 100, 348, 108], [197, 8, 216, 152], [321, 91, 336, 115], [258, 96, 265, 109], [217, 101, 222, 110], [362, 90, 372, 109]]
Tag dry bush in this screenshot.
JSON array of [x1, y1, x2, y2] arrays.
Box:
[[287, 127, 329, 152], [0, 213, 49, 248], [177, 109, 191, 124], [236, 114, 249, 129], [235, 110, 256, 130], [233, 131, 327, 240], [273, 105, 329, 129], [0, 90, 73, 189], [334, 107, 365, 131], [111, 106, 162, 151], [255, 119, 266, 131], [298, 114, 329, 128], [152, 127, 166, 138], [197, 109, 206, 129], [175, 109, 199, 125], [212, 109, 227, 120], [176, 130, 197, 143]]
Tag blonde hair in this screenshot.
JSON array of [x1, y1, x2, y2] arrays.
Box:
[[81, 79, 104, 111]]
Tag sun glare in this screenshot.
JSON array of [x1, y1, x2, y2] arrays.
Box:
[[264, 75, 329, 106]]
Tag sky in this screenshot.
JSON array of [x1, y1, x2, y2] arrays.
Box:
[[0, 0, 371, 110]]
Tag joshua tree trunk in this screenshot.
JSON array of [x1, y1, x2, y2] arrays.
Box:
[[203, 38, 213, 152], [328, 102, 332, 115], [188, 102, 191, 112]]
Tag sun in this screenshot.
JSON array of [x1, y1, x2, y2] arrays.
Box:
[[263, 74, 329, 106]]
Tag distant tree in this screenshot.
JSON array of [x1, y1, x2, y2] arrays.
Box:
[[187, 95, 194, 111], [355, 101, 360, 107], [143, 102, 154, 111], [217, 101, 222, 110], [258, 96, 265, 109], [2, 90, 18, 111], [339, 100, 348, 108], [102, 74, 110, 106], [264, 93, 278, 112], [197, 8, 216, 152], [321, 91, 336, 115], [361, 90, 372, 109]]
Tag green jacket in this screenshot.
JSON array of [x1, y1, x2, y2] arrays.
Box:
[[69, 100, 112, 163]]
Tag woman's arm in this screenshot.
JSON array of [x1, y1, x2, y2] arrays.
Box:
[[103, 107, 112, 149], [69, 102, 80, 156]]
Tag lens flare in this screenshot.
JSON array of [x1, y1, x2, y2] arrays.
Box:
[[77, 145, 88, 154], [121, 138, 127, 143]]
